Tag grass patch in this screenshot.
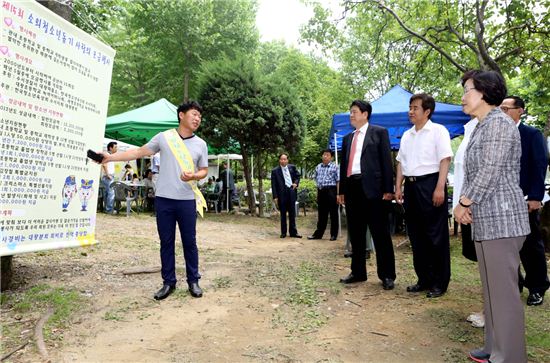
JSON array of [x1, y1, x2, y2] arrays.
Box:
[[212, 276, 232, 289], [1, 283, 85, 341], [526, 305, 550, 362], [245, 258, 335, 336]]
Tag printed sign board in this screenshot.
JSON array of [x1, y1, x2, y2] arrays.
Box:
[[0, 1, 115, 255]]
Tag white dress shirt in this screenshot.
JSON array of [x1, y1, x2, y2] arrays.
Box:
[[350, 122, 369, 175], [396, 120, 453, 176], [452, 118, 478, 210]]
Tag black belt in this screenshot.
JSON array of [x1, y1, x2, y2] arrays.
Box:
[[319, 186, 336, 190], [405, 172, 438, 182], [349, 174, 362, 180]]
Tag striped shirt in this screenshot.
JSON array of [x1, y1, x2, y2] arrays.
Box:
[[314, 162, 339, 188]]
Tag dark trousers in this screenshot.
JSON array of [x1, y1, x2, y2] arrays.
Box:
[[155, 196, 200, 286], [519, 210, 550, 294], [218, 188, 234, 211], [313, 186, 339, 238], [278, 187, 298, 236], [345, 177, 396, 281], [404, 174, 450, 291]]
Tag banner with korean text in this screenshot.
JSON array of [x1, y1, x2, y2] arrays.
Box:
[[0, 1, 115, 256]]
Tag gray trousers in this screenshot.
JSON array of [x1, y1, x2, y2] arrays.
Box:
[[475, 236, 527, 363]]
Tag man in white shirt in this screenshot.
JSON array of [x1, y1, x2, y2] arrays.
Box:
[[101, 141, 117, 213], [395, 93, 453, 298]]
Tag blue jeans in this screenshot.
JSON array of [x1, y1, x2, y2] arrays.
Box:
[[101, 176, 114, 213], [155, 197, 200, 286]]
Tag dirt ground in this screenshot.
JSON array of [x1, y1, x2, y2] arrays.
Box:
[[1, 211, 547, 362]]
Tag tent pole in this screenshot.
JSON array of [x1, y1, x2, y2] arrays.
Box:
[[226, 155, 230, 213], [334, 132, 341, 239]]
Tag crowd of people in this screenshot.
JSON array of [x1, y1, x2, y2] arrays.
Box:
[[93, 70, 548, 363]]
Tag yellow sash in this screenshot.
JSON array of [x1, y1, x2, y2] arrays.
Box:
[[163, 129, 207, 217]]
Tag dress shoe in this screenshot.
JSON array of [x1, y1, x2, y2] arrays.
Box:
[[339, 273, 367, 284], [382, 278, 395, 290], [188, 282, 203, 298], [280, 234, 286, 238], [344, 251, 353, 258], [426, 287, 445, 298], [527, 292, 544, 306], [307, 235, 321, 240], [406, 283, 428, 293], [330, 236, 337, 241], [154, 284, 175, 300], [468, 348, 490, 363], [290, 234, 302, 238]]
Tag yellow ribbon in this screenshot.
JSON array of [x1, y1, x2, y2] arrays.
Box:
[[163, 129, 207, 217]]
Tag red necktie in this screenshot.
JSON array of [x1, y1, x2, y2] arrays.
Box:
[[346, 131, 360, 177]]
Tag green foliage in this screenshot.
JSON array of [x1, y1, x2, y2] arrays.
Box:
[[257, 42, 356, 172], [75, 0, 259, 115], [197, 54, 306, 215], [297, 178, 317, 209], [302, 0, 550, 127]]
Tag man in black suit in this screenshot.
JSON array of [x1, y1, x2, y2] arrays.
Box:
[[337, 100, 396, 290], [272, 153, 302, 238], [502, 96, 549, 306]]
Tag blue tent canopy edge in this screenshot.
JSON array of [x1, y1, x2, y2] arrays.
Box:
[[328, 85, 470, 151]]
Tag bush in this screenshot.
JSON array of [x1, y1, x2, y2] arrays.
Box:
[[236, 178, 318, 209]]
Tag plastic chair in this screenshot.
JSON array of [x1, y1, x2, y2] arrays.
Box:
[[111, 182, 139, 216]]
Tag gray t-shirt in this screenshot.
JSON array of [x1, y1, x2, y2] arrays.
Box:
[[146, 131, 208, 200]]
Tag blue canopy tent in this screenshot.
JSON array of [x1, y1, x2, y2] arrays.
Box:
[[328, 85, 470, 151]]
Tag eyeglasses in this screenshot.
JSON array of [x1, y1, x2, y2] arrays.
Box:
[[500, 106, 520, 112], [463, 86, 476, 94]]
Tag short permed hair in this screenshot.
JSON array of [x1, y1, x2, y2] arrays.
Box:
[[461, 70, 507, 106]]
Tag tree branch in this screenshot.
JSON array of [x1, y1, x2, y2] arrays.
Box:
[[474, 0, 501, 72], [487, 23, 528, 49], [447, 19, 478, 54], [494, 47, 522, 63], [368, 0, 467, 72]]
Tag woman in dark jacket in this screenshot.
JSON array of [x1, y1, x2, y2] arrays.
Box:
[[454, 70, 530, 363]]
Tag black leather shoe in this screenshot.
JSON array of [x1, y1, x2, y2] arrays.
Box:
[[469, 348, 490, 362], [382, 278, 395, 290], [188, 282, 203, 298], [406, 284, 428, 293], [426, 287, 445, 298], [154, 284, 175, 300], [344, 251, 353, 258], [307, 235, 321, 240], [340, 274, 367, 284], [527, 292, 544, 306], [290, 234, 302, 238], [330, 236, 337, 241], [280, 234, 286, 238]]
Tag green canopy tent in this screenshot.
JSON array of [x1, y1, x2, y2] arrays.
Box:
[[105, 98, 178, 146]]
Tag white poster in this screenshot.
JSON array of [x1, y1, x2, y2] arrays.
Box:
[[0, 0, 115, 255]]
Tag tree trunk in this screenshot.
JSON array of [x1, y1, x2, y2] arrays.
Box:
[[240, 151, 256, 216], [37, 1, 72, 21], [183, 71, 189, 103], [543, 111, 550, 138], [1, 256, 13, 291], [256, 155, 265, 217]]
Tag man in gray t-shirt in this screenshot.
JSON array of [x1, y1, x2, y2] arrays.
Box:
[[99, 101, 208, 300]]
